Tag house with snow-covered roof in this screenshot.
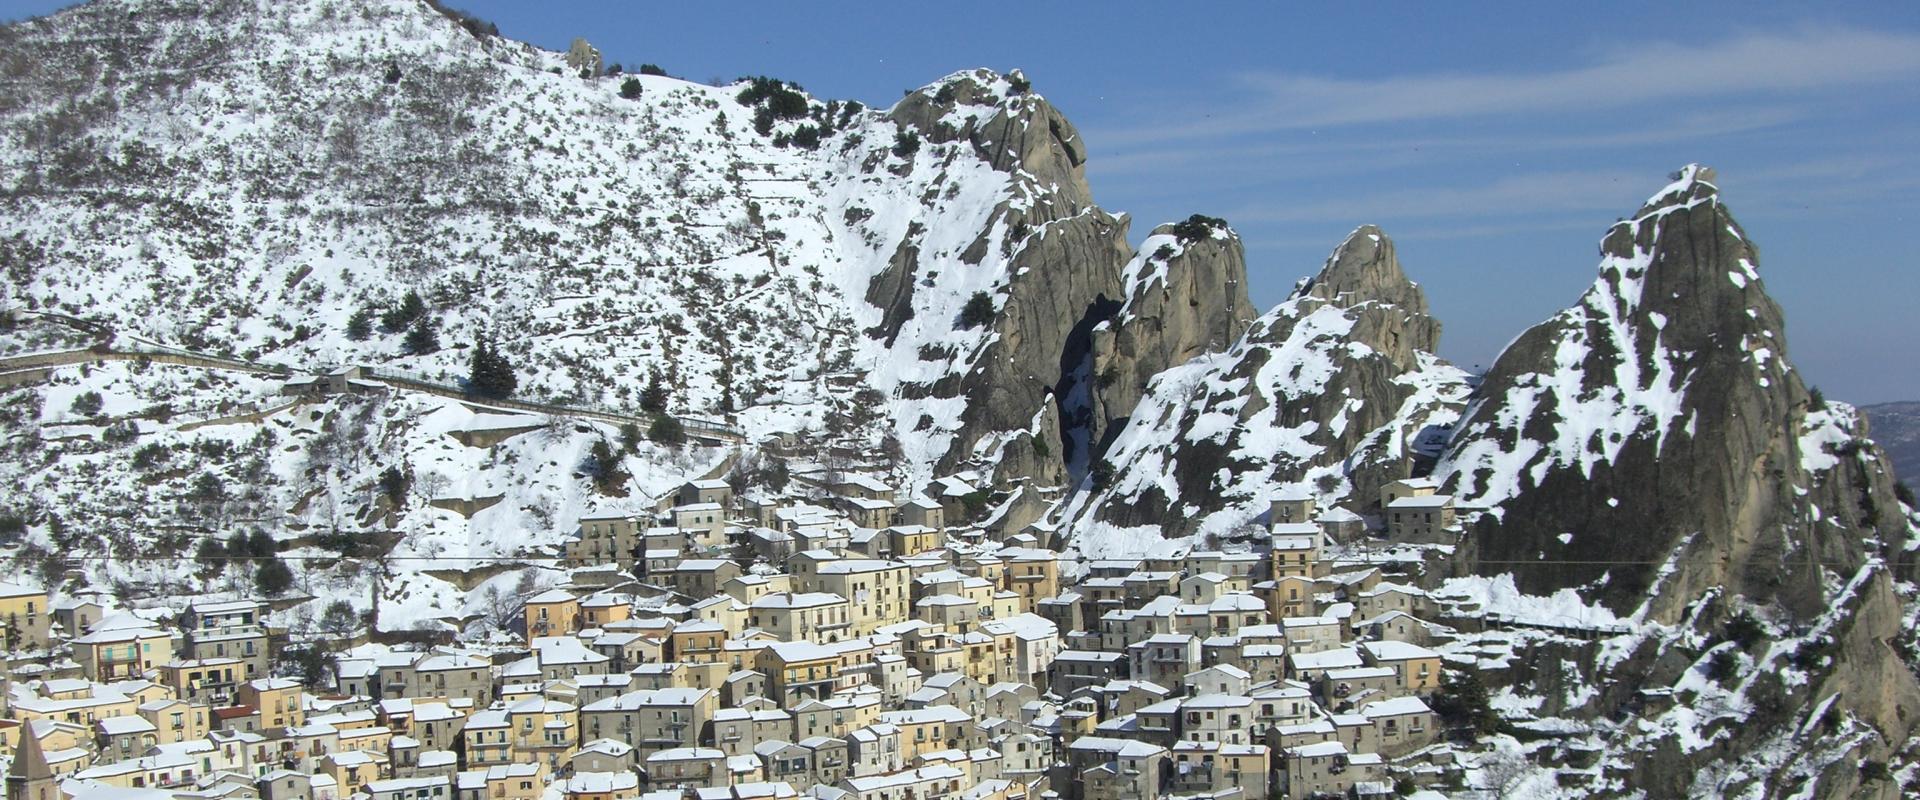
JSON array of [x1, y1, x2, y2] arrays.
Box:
[[523, 589, 580, 639], [1270, 486, 1316, 526], [1358, 640, 1442, 693], [1063, 736, 1166, 800], [1268, 524, 1326, 579], [644, 746, 728, 790], [1168, 740, 1271, 800]]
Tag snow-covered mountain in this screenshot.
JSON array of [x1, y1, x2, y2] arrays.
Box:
[[1058, 225, 1471, 555], [4, 3, 1919, 793], [1433, 166, 1920, 798], [0, 0, 1137, 618]]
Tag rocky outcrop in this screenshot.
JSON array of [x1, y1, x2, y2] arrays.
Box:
[[1294, 224, 1440, 368], [888, 69, 1090, 208], [1061, 225, 1470, 550], [1437, 166, 1920, 798], [870, 70, 1132, 504], [564, 38, 601, 77], [1439, 165, 1910, 615], [956, 202, 1128, 487], [1084, 217, 1255, 458]]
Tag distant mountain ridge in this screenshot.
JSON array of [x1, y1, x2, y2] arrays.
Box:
[[1862, 401, 1920, 484]]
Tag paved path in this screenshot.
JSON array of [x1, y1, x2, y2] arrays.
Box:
[[0, 312, 744, 444]]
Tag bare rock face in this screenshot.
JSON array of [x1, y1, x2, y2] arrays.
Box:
[[1061, 225, 1469, 548], [1294, 224, 1439, 367], [963, 205, 1129, 486], [1084, 217, 1256, 459], [1437, 166, 1920, 798], [564, 38, 601, 77], [874, 70, 1129, 501], [887, 68, 1091, 209]]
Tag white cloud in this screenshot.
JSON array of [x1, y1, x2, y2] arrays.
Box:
[[1101, 26, 1920, 145], [1221, 169, 1648, 224]]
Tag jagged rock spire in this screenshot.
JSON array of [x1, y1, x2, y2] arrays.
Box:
[[1061, 223, 1468, 546], [1083, 217, 1255, 455], [1287, 225, 1440, 368], [1299, 225, 1430, 316], [1435, 163, 1919, 800]]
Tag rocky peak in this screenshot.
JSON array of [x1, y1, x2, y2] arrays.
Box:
[[564, 37, 602, 77], [1299, 225, 1426, 311], [1435, 163, 1919, 800], [1079, 217, 1256, 454], [1283, 225, 1439, 369], [887, 69, 1092, 209], [1060, 225, 1469, 546], [1438, 164, 1828, 612]]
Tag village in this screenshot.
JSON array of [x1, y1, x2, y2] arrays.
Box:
[[0, 466, 1484, 800]]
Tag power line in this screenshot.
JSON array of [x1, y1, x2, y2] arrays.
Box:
[[19, 553, 1911, 567]]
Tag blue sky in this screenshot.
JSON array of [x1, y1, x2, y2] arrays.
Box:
[[8, 1, 1918, 402]]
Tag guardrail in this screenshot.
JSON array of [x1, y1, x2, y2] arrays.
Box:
[[0, 341, 744, 444], [362, 367, 742, 443]]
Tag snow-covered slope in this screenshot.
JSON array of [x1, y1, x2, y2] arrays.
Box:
[[0, 356, 719, 630], [1060, 226, 1471, 556], [0, 0, 1198, 620], [0, 0, 1117, 483]]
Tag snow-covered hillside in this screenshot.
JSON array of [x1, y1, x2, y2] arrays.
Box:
[[0, 0, 1095, 479], [0, 0, 1145, 623]]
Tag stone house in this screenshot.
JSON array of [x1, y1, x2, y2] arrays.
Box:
[[644, 746, 727, 789], [1385, 494, 1456, 541], [1359, 640, 1442, 693], [522, 590, 580, 639], [1167, 741, 1270, 800], [1063, 737, 1167, 800]]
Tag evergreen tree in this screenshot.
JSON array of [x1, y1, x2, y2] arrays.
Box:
[[69, 391, 104, 417], [1431, 670, 1500, 735], [581, 439, 626, 491], [285, 643, 333, 687], [255, 557, 295, 597], [404, 318, 440, 354], [194, 537, 226, 578], [892, 130, 920, 158], [245, 529, 277, 559], [379, 466, 410, 505], [227, 529, 252, 561], [468, 337, 518, 398], [958, 291, 995, 329], [346, 308, 373, 341], [620, 78, 643, 100], [639, 370, 669, 414], [381, 291, 427, 331], [648, 413, 685, 446]]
